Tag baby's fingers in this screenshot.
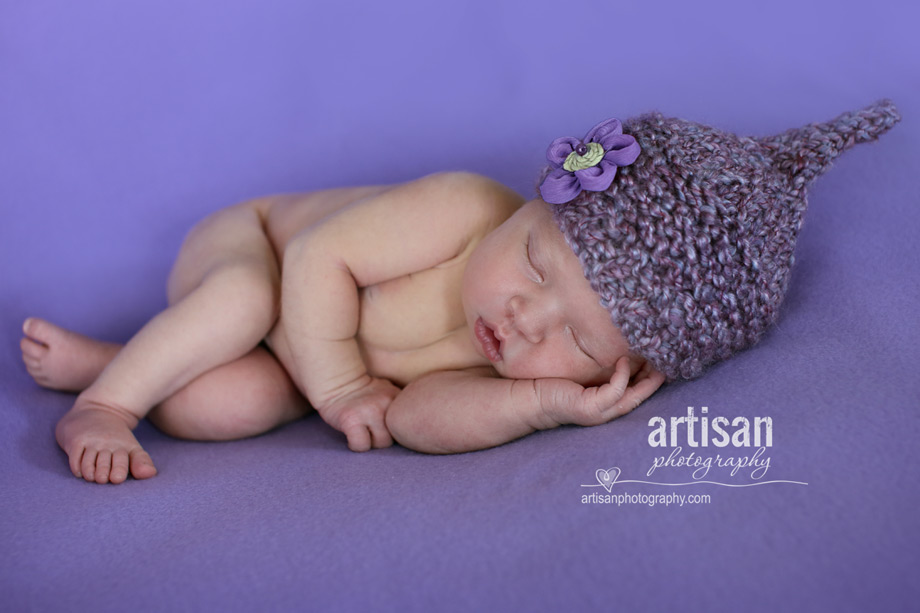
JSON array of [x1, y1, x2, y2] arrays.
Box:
[[345, 421, 392, 451], [369, 422, 393, 449], [612, 363, 667, 417], [596, 357, 632, 406], [345, 426, 373, 453]]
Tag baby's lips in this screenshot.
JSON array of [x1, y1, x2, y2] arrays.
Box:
[[474, 317, 502, 363]]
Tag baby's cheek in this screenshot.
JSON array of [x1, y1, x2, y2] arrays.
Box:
[[546, 349, 614, 387], [509, 349, 584, 381], [577, 365, 616, 387]]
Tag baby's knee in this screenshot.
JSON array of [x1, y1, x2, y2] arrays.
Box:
[[206, 262, 281, 329]]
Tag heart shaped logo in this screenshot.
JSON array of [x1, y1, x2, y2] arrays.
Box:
[[596, 467, 621, 492]]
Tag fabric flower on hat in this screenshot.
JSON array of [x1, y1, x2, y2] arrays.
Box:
[[539, 117, 641, 205]]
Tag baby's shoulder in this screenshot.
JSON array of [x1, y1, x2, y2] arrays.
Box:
[[405, 171, 525, 228]]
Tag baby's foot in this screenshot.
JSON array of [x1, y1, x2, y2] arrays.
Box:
[[56, 401, 157, 484], [20, 318, 120, 392]]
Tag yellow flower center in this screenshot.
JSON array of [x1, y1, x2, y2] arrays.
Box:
[[562, 142, 605, 172]]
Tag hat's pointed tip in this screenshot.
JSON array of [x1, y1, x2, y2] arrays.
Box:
[[759, 99, 901, 190]]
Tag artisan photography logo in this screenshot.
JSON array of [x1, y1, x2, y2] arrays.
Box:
[[580, 406, 807, 505]]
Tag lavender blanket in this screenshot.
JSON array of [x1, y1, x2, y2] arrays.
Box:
[[2, 1, 917, 611]]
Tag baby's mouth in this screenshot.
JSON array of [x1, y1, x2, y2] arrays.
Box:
[[475, 317, 502, 363]]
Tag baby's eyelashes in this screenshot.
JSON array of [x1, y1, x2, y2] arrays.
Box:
[[525, 233, 545, 283], [567, 325, 600, 366]]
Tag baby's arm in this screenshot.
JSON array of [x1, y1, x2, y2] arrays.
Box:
[[385, 359, 666, 454], [279, 172, 521, 451]]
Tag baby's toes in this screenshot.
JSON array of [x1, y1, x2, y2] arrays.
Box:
[[20, 336, 49, 376], [20, 319, 56, 385], [129, 449, 157, 480], [109, 450, 132, 484], [80, 448, 98, 482], [68, 446, 85, 479], [93, 451, 114, 484], [22, 317, 53, 344]]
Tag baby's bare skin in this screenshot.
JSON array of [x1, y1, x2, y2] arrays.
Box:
[[261, 185, 501, 387], [23, 172, 665, 483], [23, 174, 519, 482]]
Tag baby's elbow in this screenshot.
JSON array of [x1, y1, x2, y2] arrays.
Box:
[[385, 381, 453, 455]]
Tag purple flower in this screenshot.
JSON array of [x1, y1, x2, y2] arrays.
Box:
[[539, 117, 641, 205]]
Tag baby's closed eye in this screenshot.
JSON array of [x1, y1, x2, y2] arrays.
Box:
[[567, 326, 600, 365], [525, 233, 544, 283]]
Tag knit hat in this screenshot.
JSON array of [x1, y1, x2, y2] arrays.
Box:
[[538, 100, 900, 381]]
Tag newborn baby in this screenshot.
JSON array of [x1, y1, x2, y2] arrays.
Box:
[[21, 101, 899, 484]]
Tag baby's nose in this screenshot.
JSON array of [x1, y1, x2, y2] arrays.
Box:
[[504, 294, 560, 344]]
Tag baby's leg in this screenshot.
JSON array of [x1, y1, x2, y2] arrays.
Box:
[[51, 202, 283, 484], [22, 318, 308, 442], [148, 346, 308, 441], [21, 318, 120, 392]]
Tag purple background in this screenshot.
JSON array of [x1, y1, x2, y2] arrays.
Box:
[[2, 1, 918, 611]]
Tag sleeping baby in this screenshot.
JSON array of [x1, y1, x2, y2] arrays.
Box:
[[20, 100, 899, 484]]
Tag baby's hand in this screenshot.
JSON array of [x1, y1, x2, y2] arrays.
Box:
[[536, 358, 666, 427], [317, 376, 400, 452]]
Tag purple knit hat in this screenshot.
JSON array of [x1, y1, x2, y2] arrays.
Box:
[[539, 100, 900, 381]]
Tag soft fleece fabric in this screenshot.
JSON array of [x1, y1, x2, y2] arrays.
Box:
[[1, 1, 917, 611]]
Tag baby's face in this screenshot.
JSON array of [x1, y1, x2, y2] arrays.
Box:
[[462, 198, 634, 386]]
